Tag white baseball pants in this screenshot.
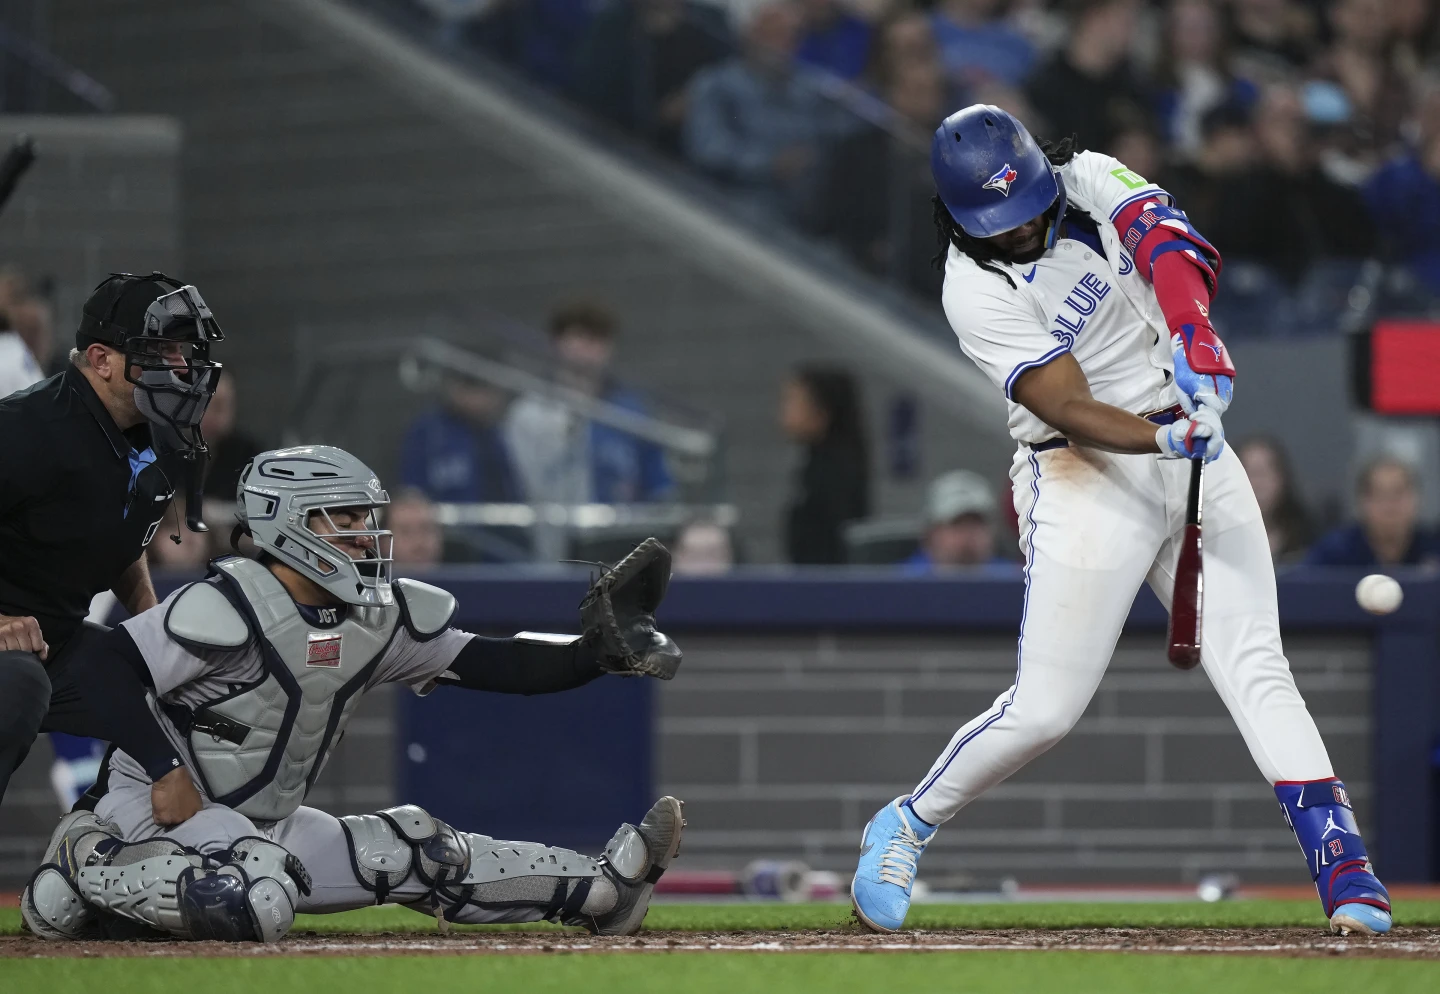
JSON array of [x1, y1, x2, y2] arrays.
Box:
[[907, 444, 1334, 826]]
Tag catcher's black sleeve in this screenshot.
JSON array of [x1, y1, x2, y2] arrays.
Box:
[[442, 635, 604, 695]]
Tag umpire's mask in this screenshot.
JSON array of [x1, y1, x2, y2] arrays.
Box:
[[77, 272, 224, 455]]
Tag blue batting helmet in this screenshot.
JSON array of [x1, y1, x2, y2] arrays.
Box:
[[931, 105, 1064, 243]]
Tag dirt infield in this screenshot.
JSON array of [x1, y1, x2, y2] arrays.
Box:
[[4, 927, 1439, 959]]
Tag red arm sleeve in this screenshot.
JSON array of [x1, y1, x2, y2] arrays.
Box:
[[1114, 199, 1234, 377]]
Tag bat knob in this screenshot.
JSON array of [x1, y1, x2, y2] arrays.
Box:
[[1167, 644, 1202, 670]]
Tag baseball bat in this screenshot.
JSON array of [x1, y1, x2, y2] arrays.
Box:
[[0, 135, 36, 216], [1167, 453, 1205, 669]]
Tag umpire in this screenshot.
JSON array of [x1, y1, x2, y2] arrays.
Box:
[[0, 272, 223, 825]]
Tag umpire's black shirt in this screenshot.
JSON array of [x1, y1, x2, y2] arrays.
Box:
[[0, 365, 175, 653]]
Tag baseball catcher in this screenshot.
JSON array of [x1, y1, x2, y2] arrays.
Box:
[[21, 445, 684, 943]]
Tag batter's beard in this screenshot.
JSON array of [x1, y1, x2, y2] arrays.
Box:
[[987, 220, 1050, 265], [1006, 239, 1048, 265]]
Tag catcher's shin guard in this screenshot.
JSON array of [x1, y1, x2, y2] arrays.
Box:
[[565, 796, 686, 936], [339, 804, 610, 925], [74, 836, 307, 942], [1275, 779, 1391, 932]]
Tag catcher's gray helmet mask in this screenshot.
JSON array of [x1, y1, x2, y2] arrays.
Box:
[[237, 445, 395, 607]]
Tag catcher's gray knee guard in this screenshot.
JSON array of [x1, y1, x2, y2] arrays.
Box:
[[339, 804, 608, 923], [75, 836, 309, 943]]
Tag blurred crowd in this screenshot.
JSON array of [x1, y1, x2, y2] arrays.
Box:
[[391, 0, 1440, 568], [408, 0, 1440, 304], [4, 259, 1431, 576]]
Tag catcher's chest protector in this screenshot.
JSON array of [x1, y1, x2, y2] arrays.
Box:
[[165, 556, 401, 821]]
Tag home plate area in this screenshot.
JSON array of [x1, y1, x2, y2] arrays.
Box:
[[4, 920, 1440, 959]]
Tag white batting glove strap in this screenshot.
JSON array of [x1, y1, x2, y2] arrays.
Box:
[[1158, 406, 1224, 463]]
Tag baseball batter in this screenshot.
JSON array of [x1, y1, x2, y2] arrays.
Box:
[[22, 445, 684, 943], [851, 106, 1391, 936]]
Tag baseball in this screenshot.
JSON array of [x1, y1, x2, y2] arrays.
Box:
[[1355, 574, 1403, 615]]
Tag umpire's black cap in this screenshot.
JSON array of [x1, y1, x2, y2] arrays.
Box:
[[75, 272, 178, 349]]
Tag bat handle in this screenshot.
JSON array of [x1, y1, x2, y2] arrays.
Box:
[[1169, 457, 1206, 670], [1185, 453, 1204, 526]]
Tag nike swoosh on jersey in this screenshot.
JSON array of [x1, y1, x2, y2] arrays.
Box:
[[1022, 266, 1038, 283]]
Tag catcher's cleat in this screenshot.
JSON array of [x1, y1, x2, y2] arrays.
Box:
[[851, 797, 936, 933], [569, 796, 685, 937], [579, 537, 682, 680]]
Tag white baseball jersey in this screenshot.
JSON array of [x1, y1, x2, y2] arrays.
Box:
[[903, 150, 1336, 832], [941, 151, 1179, 445]]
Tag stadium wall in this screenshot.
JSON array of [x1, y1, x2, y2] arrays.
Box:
[[2, 569, 1432, 889], [384, 568, 1434, 885]]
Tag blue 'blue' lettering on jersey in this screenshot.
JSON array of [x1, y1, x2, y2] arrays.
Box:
[[1050, 273, 1113, 347]]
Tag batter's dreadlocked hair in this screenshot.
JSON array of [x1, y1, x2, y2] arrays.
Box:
[[932, 135, 1081, 290]]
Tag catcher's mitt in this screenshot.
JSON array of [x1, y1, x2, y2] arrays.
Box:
[[579, 537, 682, 680]]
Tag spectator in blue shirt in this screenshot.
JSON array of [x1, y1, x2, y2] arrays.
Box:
[[1306, 456, 1440, 567], [1363, 82, 1440, 292], [795, 0, 872, 80], [504, 302, 673, 504], [902, 470, 1009, 572], [930, 0, 1035, 90], [398, 374, 522, 504], [684, 1, 852, 220]]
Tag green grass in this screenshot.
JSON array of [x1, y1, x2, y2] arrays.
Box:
[[7, 902, 1439, 993], [2, 953, 1438, 994], [5, 898, 1440, 935]]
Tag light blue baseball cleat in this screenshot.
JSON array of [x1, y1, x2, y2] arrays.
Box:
[[1331, 903, 1392, 935], [850, 796, 936, 933]]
